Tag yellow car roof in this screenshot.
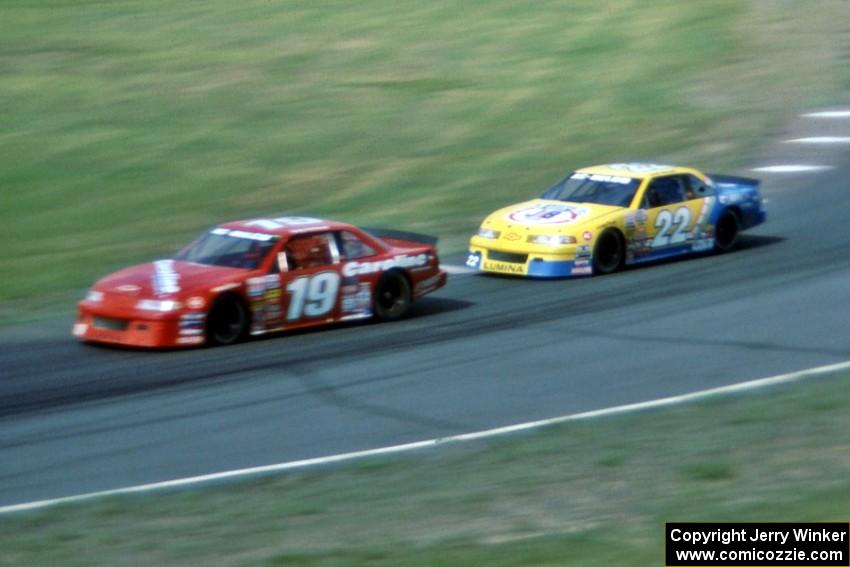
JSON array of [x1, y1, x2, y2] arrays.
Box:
[[575, 163, 692, 179]]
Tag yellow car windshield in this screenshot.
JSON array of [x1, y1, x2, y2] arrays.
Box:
[[542, 172, 640, 207]]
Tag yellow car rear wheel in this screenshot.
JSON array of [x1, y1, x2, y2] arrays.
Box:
[[714, 210, 740, 253]]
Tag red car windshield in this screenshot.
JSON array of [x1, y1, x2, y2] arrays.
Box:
[[175, 229, 279, 270]]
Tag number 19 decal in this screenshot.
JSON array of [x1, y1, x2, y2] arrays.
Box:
[[286, 272, 341, 321], [652, 207, 692, 247]]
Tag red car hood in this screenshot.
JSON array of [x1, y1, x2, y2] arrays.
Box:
[[94, 260, 247, 298]]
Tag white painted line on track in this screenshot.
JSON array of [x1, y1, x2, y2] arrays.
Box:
[[751, 165, 833, 173], [785, 137, 850, 144], [803, 110, 850, 119], [3, 359, 850, 515], [443, 264, 476, 275]]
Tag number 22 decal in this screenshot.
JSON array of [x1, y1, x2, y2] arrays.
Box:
[[286, 272, 341, 321], [652, 207, 691, 247]]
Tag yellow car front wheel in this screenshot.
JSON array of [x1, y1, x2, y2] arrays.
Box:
[[592, 229, 625, 275]]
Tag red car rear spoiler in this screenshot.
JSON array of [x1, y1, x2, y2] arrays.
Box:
[[363, 227, 438, 247]]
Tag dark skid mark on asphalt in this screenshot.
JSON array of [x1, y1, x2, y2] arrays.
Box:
[[1, 228, 846, 421], [0, 427, 194, 486], [0, 345, 489, 452], [541, 325, 850, 359], [0, 287, 639, 419], [290, 365, 469, 435], [0, 313, 563, 453]]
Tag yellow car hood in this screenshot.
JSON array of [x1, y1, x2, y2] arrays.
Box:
[[480, 199, 622, 234]]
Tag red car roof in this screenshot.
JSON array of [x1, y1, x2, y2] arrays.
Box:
[[218, 216, 353, 237]]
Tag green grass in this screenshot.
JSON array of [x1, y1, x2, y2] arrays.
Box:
[[3, 370, 849, 566], [2, 0, 850, 323]]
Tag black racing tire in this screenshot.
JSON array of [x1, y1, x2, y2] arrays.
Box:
[[374, 271, 412, 322], [592, 229, 624, 275], [205, 296, 249, 346], [714, 210, 740, 253]]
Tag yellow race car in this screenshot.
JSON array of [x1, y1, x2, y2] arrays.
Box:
[[467, 163, 766, 277]]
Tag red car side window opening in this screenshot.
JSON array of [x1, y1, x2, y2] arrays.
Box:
[[286, 235, 334, 270]]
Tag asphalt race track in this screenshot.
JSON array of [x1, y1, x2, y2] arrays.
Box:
[[2, 132, 850, 508]]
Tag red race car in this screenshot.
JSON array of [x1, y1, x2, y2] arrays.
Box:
[[74, 216, 447, 348]]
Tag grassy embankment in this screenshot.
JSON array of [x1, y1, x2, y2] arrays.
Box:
[[2, 369, 849, 566], [2, 1, 850, 324]]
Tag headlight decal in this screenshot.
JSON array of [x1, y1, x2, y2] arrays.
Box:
[[477, 228, 501, 239], [85, 290, 104, 302], [136, 299, 183, 312], [526, 234, 576, 245]]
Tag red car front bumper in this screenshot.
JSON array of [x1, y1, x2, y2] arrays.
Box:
[[74, 304, 204, 348]]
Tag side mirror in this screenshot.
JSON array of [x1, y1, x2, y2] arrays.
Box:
[[275, 252, 289, 273]]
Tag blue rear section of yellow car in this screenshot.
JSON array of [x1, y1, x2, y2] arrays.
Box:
[[710, 174, 768, 231]]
